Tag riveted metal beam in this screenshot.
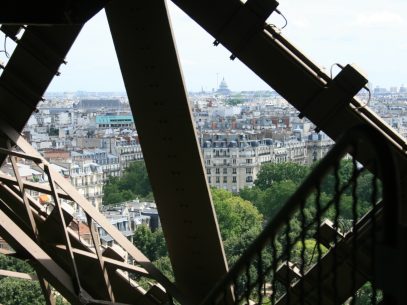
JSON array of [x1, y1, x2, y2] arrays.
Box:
[[0, 172, 71, 200], [0, 1, 108, 24], [86, 214, 116, 302], [0, 25, 82, 166], [106, 0, 231, 302], [0, 269, 38, 280], [170, 0, 407, 224], [7, 139, 56, 305], [0, 208, 82, 305], [0, 119, 185, 304]]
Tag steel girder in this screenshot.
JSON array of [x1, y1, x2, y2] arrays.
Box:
[[169, 0, 407, 222], [0, 1, 108, 25], [0, 0, 405, 304], [0, 26, 82, 132], [0, 119, 183, 304], [105, 0, 231, 303], [168, 0, 407, 151], [0, 269, 38, 280]]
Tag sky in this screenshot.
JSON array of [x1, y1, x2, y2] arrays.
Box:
[[43, 0, 407, 92]]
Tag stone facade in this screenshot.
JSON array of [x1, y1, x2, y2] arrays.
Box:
[[201, 133, 308, 192], [51, 160, 104, 209]]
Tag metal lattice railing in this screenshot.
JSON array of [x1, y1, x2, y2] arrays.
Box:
[[0, 120, 183, 305], [201, 125, 398, 305]]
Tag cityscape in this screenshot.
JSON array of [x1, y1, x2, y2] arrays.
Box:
[[0, 1, 406, 302], [0, 78, 403, 245]]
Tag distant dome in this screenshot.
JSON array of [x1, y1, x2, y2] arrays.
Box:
[[217, 77, 231, 95]]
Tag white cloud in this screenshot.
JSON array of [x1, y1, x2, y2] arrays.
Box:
[[355, 11, 404, 27]]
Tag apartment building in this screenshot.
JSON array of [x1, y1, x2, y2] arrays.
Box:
[[111, 136, 143, 171], [201, 132, 309, 193], [71, 149, 120, 181], [51, 160, 104, 209]]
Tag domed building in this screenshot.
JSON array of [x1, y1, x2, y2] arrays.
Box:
[[216, 77, 231, 95]]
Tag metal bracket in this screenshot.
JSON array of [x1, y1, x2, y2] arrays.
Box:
[[298, 64, 368, 132], [214, 0, 279, 58]]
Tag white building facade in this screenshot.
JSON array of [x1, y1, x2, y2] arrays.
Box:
[[201, 133, 308, 193]]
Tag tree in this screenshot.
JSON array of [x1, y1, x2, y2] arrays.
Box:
[[225, 98, 243, 106], [0, 278, 45, 305], [239, 186, 263, 206], [0, 255, 68, 305], [133, 225, 167, 261], [223, 227, 263, 265], [256, 180, 297, 219], [0, 254, 33, 274], [153, 256, 174, 282], [103, 189, 135, 205], [212, 188, 263, 242], [103, 161, 152, 205], [120, 161, 152, 197], [255, 162, 309, 191], [132, 189, 264, 278], [320, 159, 355, 195]]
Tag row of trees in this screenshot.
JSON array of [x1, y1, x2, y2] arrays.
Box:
[[241, 161, 375, 221], [135, 160, 378, 298], [1, 159, 377, 304], [114, 159, 377, 284]]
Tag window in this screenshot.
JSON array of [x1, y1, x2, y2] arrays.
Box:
[[223, 159, 227, 165], [223, 168, 227, 174], [207, 168, 211, 175], [232, 168, 237, 174], [223, 176, 227, 183], [216, 176, 220, 183], [246, 176, 253, 182], [232, 159, 236, 164], [208, 177, 211, 183], [206, 159, 211, 165], [246, 168, 253, 174], [232, 176, 237, 183], [246, 159, 253, 164], [216, 168, 220, 174]]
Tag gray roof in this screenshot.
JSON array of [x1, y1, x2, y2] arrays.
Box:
[[75, 99, 121, 109]]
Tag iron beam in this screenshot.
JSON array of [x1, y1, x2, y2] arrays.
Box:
[[0, 25, 82, 166], [0, 269, 38, 281], [86, 214, 116, 302], [105, 0, 230, 302], [0, 146, 43, 163], [0, 208, 83, 305], [0, 172, 71, 201], [0, 1, 107, 24], [0, 120, 185, 304], [170, 0, 407, 223], [53, 244, 150, 277], [7, 140, 56, 305]]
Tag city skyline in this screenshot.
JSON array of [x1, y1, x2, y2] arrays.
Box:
[[38, 0, 407, 92]]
